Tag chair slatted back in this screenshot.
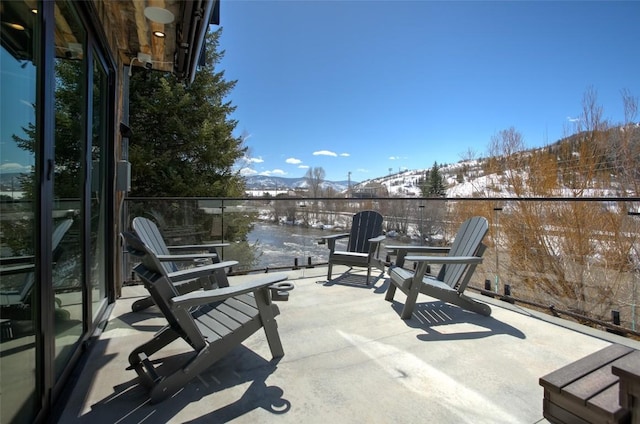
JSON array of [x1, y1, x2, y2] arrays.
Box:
[[133, 217, 179, 274], [347, 211, 384, 254], [14, 218, 74, 301], [122, 231, 206, 349], [53, 218, 74, 253], [439, 216, 488, 289]]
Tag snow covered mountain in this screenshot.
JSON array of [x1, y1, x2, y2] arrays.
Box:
[[244, 175, 352, 192]]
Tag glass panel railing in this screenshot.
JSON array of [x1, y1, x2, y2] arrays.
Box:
[[123, 197, 640, 332]]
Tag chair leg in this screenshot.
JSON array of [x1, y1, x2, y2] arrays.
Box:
[[255, 289, 285, 358], [400, 297, 417, 319], [128, 326, 180, 367], [263, 319, 284, 358], [451, 294, 492, 317], [400, 282, 421, 320], [132, 296, 155, 312], [148, 353, 209, 403], [384, 282, 397, 302]]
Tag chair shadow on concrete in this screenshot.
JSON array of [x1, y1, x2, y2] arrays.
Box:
[[71, 343, 290, 423], [390, 300, 526, 341], [105, 309, 167, 334]]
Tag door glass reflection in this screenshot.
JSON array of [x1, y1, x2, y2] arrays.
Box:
[[53, 0, 86, 377], [0, 1, 38, 422]]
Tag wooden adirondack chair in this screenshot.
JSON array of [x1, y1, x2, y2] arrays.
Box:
[[320, 210, 385, 285], [129, 216, 230, 312], [385, 216, 491, 318], [122, 231, 291, 403]]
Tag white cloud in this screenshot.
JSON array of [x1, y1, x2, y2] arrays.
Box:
[[313, 150, 337, 157], [389, 156, 400, 160], [261, 169, 287, 176], [566, 116, 581, 123], [299, 165, 309, 169], [243, 156, 264, 164], [340, 153, 350, 157], [357, 168, 369, 173], [0, 163, 32, 173], [286, 157, 302, 164], [239, 167, 258, 176]]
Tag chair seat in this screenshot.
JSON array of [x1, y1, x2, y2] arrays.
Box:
[[389, 266, 413, 289], [390, 266, 457, 293], [0, 293, 22, 305], [331, 251, 369, 259], [192, 293, 280, 344]]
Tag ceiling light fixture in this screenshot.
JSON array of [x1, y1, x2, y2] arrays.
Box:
[[152, 31, 166, 38], [144, 7, 174, 24]]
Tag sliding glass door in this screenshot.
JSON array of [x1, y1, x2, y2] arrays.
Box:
[[0, 1, 114, 421], [0, 1, 38, 421]]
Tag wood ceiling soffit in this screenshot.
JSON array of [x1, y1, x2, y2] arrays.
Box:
[[92, 0, 177, 73]]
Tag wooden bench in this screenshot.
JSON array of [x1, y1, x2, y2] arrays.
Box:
[[612, 351, 640, 424], [539, 344, 634, 424]]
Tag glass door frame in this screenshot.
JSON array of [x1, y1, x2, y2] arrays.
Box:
[[34, 1, 117, 420]]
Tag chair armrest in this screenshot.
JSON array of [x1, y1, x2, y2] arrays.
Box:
[[0, 255, 34, 265], [367, 235, 386, 260], [0, 263, 35, 276], [386, 245, 450, 254], [155, 253, 219, 262], [170, 273, 289, 310], [166, 260, 238, 282], [167, 243, 229, 253], [404, 255, 482, 265], [319, 233, 350, 242], [393, 256, 483, 282], [387, 245, 451, 268], [319, 233, 350, 251]]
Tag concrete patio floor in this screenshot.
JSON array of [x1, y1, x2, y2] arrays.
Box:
[[57, 266, 640, 423]]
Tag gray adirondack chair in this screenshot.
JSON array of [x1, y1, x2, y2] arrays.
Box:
[[385, 216, 491, 318], [129, 216, 230, 312], [122, 231, 290, 403], [320, 210, 385, 284], [1, 218, 74, 306]]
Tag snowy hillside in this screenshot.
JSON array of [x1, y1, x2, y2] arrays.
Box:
[[245, 175, 351, 192]]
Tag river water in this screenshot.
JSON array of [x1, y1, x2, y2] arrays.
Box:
[[245, 222, 416, 270], [246, 222, 333, 269]]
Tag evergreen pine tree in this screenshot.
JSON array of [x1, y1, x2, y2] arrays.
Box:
[[419, 161, 446, 197], [128, 29, 246, 197]]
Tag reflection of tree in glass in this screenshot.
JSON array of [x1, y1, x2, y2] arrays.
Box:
[[13, 58, 84, 199]]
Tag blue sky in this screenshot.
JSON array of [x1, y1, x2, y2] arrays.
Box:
[[218, 0, 640, 182]]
